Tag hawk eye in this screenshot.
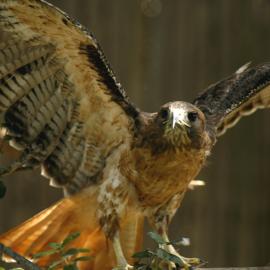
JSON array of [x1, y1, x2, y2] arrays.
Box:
[[160, 108, 169, 119], [187, 111, 198, 122]]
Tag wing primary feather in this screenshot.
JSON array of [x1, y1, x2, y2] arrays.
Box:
[[22, 100, 71, 164], [0, 59, 60, 115], [26, 90, 63, 140], [42, 122, 86, 187], [0, 41, 53, 68], [193, 63, 270, 138], [3, 63, 62, 135], [0, 0, 140, 199], [235, 62, 251, 75], [65, 142, 105, 195]]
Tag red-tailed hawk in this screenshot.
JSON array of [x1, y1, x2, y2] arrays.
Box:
[[0, 1, 269, 270]]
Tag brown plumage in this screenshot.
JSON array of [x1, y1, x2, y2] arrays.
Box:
[[0, 1, 270, 270]]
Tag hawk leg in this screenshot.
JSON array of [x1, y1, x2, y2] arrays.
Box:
[[112, 233, 133, 270], [97, 176, 137, 270], [100, 212, 133, 270], [148, 194, 203, 269]]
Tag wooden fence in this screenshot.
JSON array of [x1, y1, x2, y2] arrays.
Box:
[[0, 0, 269, 268]]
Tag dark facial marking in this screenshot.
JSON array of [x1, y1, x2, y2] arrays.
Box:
[[159, 108, 169, 120], [187, 111, 198, 123]]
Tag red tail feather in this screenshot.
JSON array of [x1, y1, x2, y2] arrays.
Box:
[[0, 191, 144, 270]]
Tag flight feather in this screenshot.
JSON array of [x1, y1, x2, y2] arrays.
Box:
[[0, 0, 139, 195]]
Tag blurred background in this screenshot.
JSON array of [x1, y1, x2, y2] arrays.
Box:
[[0, 0, 270, 267]]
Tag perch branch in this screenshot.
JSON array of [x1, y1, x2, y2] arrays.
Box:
[[0, 243, 40, 270]]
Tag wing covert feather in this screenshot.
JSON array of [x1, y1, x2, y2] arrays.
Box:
[[193, 63, 270, 138], [0, 0, 139, 194]]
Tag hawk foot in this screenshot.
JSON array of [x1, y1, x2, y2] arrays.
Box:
[[178, 256, 207, 269], [157, 255, 192, 270], [159, 253, 206, 269], [180, 256, 202, 266]]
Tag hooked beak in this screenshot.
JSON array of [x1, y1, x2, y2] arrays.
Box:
[[171, 108, 191, 129]]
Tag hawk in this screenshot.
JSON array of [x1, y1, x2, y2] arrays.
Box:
[[0, 1, 269, 269]]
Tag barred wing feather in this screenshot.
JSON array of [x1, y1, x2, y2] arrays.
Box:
[[193, 63, 270, 138], [0, 0, 139, 195]]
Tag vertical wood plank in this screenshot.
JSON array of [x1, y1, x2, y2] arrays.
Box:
[[0, 0, 269, 267]]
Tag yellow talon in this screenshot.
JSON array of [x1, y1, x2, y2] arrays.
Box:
[[179, 256, 207, 268]]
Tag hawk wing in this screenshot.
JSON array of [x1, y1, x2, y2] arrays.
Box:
[[0, 0, 139, 195], [193, 63, 270, 138]]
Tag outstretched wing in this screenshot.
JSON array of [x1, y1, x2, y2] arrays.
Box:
[[193, 63, 270, 138], [0, 0, 139, 195]]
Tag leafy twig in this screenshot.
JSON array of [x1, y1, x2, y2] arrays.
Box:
[[32, 232, 92, 270]]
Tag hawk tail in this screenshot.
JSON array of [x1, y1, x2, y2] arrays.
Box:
[[0, 192, 102, 269], [0, 192, 144, 270], [0, 198, 75, 264]]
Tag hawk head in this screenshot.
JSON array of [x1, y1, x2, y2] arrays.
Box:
[[156, 101, 206, 148]]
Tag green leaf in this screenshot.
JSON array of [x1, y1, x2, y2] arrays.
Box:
[[0, 267, 5, 270], [147, 232, 166, 245], [33, 248, 58, 259], [48, 242, 62, 250], [75, 248, 90, 253], [48, 259, 64, 270], [63, 248, 80, 257], [74, 256, 92, 262], [155, 248, 182, 265], [0, 180, 6, 199], [132, 249, 155, 259], [63, 248, 91, 259], [62, 232, 80, 246], [64, 264, 78, 270]]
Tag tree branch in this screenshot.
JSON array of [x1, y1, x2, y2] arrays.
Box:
[[0, 243, 40, 270]]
